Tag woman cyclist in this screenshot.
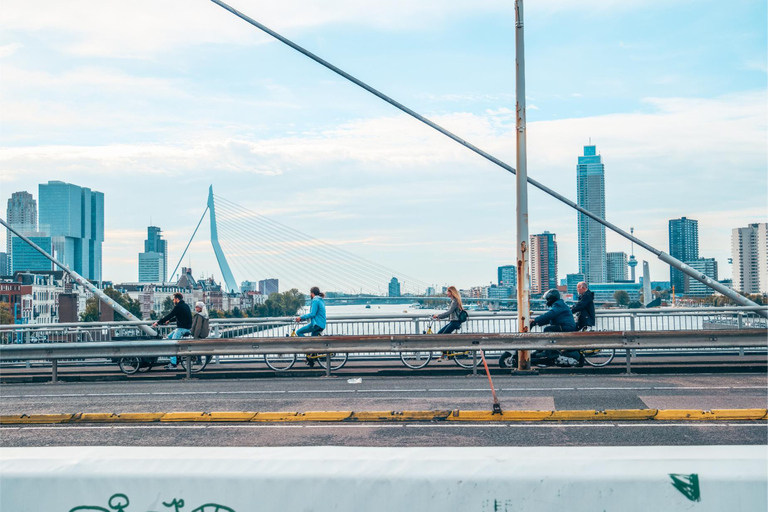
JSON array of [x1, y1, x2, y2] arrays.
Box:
[[432, 285, 464, 334]]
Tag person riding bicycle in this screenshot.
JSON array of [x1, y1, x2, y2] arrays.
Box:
[[295, 286, 326, 336], [431, 285, 464, 334], [152, 292, 192, 370], [529, 288, 582, 367], [190, 301, 210, 339], [571, 281, 595, 331]]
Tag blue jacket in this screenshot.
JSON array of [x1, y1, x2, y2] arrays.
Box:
[[300, 296, 326, 329], [533, 299, 576, 330]]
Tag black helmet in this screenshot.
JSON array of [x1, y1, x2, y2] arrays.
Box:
[[543, 289, 560, 307]]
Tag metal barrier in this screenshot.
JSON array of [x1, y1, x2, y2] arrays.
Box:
[[1, 329, 765, 382]]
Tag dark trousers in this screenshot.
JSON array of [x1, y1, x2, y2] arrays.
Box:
[[542, 325, 577, 333], [438, 321, 462, 334]]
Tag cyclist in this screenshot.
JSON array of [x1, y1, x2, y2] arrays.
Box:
[[432, 285, 464, 334], [152, 292, 192, 370], [529, 289, 582, 367], [571, 281, 596, 331], [295, 286, 326, 336]]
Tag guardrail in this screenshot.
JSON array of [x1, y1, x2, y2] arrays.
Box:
[[2, 329, 765, 382]]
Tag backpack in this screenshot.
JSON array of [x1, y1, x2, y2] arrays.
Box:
[[457, 309, 469, 323]]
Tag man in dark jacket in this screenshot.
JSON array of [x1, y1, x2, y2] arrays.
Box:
[[530, 289, 577, 332], [530, 289, 581, 366], [152, 292, 192, 369], [571, 281, 596, 330]]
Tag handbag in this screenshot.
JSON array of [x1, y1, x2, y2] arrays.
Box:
[[457, 309, 469, 323]]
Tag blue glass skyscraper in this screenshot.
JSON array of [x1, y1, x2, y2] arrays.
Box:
[[577, 145, 607, 284], [668, 217, 698, 294], [38, 181, 104, 281]]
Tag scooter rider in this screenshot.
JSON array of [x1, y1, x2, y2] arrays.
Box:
[[529, 289, 583, 367]]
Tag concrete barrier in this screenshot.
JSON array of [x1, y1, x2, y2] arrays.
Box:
[[1, 446, 765, 511]]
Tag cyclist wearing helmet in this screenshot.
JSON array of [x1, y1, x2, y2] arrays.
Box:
[[530, 289, 577, 332], [529, 289, 582, 367]]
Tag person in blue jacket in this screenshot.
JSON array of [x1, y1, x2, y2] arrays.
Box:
[[295, 286, 326, 336], [530, 289, 582, 366], [530, 289, 577, 332]]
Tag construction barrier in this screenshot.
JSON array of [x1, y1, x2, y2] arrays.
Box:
[[1, 446, 765, 511]]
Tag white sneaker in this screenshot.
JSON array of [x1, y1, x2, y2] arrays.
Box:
[[555, 355, 579, 367]]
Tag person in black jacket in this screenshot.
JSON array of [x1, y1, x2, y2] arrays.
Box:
[[571, 281, 596, 330], [152, 292, 192, 369], [530, 289, 581, 366]]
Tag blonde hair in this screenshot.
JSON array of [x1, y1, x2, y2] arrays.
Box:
[[447, 286, 463, 310]]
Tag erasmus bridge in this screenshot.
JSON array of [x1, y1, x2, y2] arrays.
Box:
[[172, 185, 432, 297]]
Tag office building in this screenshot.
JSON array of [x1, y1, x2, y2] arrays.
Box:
[[530, 232, 557, 295], [388, 277, 401, 297], [497, 265, 517, 289], [684, 258, 718, 297], [668, 217, 698, 294], [241, 281, 258, 293], [38, 181, 104, 281], [589, 282, 642, 304], [577, 145, 607, 283], [258, 278, 279, 296], [731, 222, 768, 294], [566, 273, 585, 296], [11, 236, 53, 273], [6, 191, 38, 271], [0, 252, 7, 276], [606, 252, 628, 283], [138, 226, 167, 283]]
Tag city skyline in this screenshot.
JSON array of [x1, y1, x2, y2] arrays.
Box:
[[1, 1, 766, 288]]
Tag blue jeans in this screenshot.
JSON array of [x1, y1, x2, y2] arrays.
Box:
[[438, 321, 461, 334], [168, 328, 191, 365], [296, 324, 324, 336]]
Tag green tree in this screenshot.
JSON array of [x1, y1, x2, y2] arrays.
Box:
[[251, 289, 305, 317], [158, 297, 174, 318], [0, 302, 14, 324], [614, 290, 630, 307], [80, 296, 100, 322]]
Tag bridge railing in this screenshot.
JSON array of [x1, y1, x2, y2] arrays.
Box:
[[0, 306, 766, 346]]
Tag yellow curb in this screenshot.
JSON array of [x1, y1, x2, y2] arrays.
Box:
[[394, 410, 452, 421], [548, 410, 615, 421], [300, 411, 353, 421], [251, 412, 299, 422], [711, 409, 768, 421], [350, 411, 397, 421], [197, 412, 258, 422], [447, 410, 506, 421], [0, 414, 73, 424], [498, 410, 555, 421], [654, 410, 717, 421], [73, 413, 122, 422], [160, 412, 207, 422], [111, 413, 165, 422]]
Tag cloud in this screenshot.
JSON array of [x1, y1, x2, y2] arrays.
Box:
[[1, 0, 677, 58], [0, 43, 23, 58]]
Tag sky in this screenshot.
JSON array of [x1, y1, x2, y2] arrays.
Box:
[[1, 0, 766, 292]]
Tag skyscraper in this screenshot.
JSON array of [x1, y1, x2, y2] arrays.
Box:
[[684, 258, 718, 297], [6, 191, 37, 270], [388, 277, 401, 297], [38, 181, 104, 281], [138, 226, 167, 283], [258, 278, 279, 296], [530, 231, 557, 295], [731, 222, 768, 294], [577, 145, 606, 283], [668, 217, 698, 294], [497, 265, 517, 289], [606, 252, 629, 282], [11, 236, 53, 273]]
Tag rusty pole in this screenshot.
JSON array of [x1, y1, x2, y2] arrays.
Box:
[[515, 0, 531, 370]]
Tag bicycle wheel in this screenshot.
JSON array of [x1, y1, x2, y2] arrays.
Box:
[[179, 355, 209, 374], [498, 351, 517, 369], [400, 351, 432, 369], [582, 349, 615, 367], [316, 352, 349, 370], [118, 357, 141, 375], [264, 353, 297, 371], [452, 350, 479, 369]]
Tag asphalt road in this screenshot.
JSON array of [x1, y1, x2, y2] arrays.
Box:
[[2, 372, 766, 447]]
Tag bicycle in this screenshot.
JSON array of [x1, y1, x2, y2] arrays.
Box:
[[498, 325, 615, 369], [117, 334, 210, 375], [264, 322, 348, 371], [399, 319, 478, 370]]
